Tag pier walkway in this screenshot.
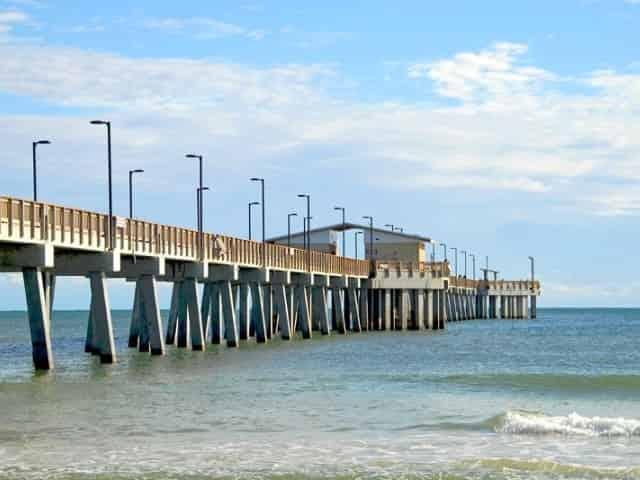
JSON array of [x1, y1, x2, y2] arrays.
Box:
[[0, 195, 541, 370]]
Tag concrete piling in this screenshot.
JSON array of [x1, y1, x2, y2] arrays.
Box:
[[22, 267, 54, 370], [87, 272, 116, 364]]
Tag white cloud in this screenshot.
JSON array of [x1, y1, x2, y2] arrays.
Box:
[[408, 42, 555, 104], [143, 16, 267, 41], [0, 9, 28, 33]]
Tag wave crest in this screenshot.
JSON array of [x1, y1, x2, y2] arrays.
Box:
[[493, 410, 640, 437]]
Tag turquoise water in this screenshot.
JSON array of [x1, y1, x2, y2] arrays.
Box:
[[1, 308, 639, 479]]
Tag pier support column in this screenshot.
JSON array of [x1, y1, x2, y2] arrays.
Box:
[[331, 288, 347, 334], [523, 296, 529, 319], [359, 284, 369, 332], [209, 284, 223, 344], [264, 285, 273, 339], [294, 284, 312, 339], [439, 290, 447, 329], [165, 281, 180, 345], [398, 290, 408, 330], [238, 284, 250, 340], [273, 284, 292, 340], [220, 281, 239, 347], [249, 283, 267, 343], [22, 267, 54, 370], [86, 272, 116, 364], [183, 278, 205, 351], [312, 287, 330, 335], [128, 275, 165, 355], [530, 295, 537, 319], [415, 290, 425, 330], [347, 286, 361, 333], [383, 289, 392, 330], [425, 290, 434, 330]]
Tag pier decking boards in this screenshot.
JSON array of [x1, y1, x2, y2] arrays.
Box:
[[0, 196, 541, 370]]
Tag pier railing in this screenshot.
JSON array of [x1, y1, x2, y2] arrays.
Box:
[[448, 277, 479, 289], [0, 196, 370, 277], [374, 261, 451, 277], [481, 280, 541, 292]]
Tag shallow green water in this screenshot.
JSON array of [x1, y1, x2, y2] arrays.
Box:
[[1, 308, 639, 479]]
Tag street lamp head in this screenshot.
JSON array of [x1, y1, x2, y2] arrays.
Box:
[[199, 186, 210, 192], [90, 120, 109, 126], [185, 154, 201, 159], [35, 140, 51, 145], [130, 169, 144, 174], [249, 201, 260, 206], [289, 212, 298, 217], [297, 194, 308, 198], [334, 206, 343, 211], [363, 215, 372, 220], [250, 177, 263, 182], [355, 231, 363, 236]]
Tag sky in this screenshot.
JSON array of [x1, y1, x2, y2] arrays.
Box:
[[1, 0, 639, 309]]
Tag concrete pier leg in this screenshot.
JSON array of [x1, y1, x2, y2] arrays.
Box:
[[496, 295, 502, 319], [88, 272, 116, 364], [85, 307, 96, 354], [375, 290, 383, 330], [239, 284, 250, 340], [201, 283, 212, 340], [383, 289, 391, 330], [312, 287, 330, 335], [273, 284, 292, 340], [416, 290, 425, 330], [425, 290, 434, 329], [184, 278, 205, 351], [139, 275, 164, 355], [359, 286, 369, 332], [249, 283, 267, 343], [398, 290, 408, 330], [138, 286, 150, 353], [263, 285, 273, 339], [432, 290, 440, 329], [523, 296, 529, 319], [221, 281, 239, 347], [22, 267, 54, 370], [165, 281, 180, 345], [530, 295, 537, 319], [295, 285, 312, 339], [128, 282, 141, 348], [440, 291, 448, 329], [177, 282, 189, 348], [210, 284, 223, 344], [347, 287, 361, 332], [332, 288, 347, 334]]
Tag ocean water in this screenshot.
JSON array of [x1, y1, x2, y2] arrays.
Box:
[[1, 308, 639, 480]]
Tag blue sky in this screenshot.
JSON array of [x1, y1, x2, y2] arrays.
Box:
[[1, 0, 640, 309]]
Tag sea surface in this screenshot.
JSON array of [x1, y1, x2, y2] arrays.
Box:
[[1, 308, 639, 480]]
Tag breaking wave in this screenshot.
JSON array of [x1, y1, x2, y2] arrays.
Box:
[[491, 410, 640, 437]]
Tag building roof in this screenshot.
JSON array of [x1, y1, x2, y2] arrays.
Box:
[[266, 222, 432, 243]]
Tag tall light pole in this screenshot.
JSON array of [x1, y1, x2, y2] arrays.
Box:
[[384, 223, 394, 231], [185, 154, 203, 235], [32, 140, 51, 202], [355, 230, 363, 259], [297, 194, 311, 271], [362, 216, 374, 263], [287, 212, 297, 248], [198, 186, 210, 232], [90, 120, 113, 250], [128, 169, 144, 219], [334, 206, 346, 256], [248, 201, 259, 240], [250, 178, 265, 242], [430, 241, 436, 262], [441, 242, 447, 261], [450, 247, 458, 276], [461, 250, 468, 278], [528, 256, 535, 285], [470, 253, 476, 280]]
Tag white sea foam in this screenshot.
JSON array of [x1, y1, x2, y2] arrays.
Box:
[[495, 410, 640, 437]]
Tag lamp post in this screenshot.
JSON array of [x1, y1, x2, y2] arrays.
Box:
[[528, 255, 535, 286], [250, 178, 265, 241], [128, 169, 144, 219], [185, 154, 204, 235], [394, 227, 404, 233], [32, 140, 51, 202], [90, 120, 113, 250], [430, 241, 436, 262], [297, 194, 311, 271], [248, 201, 259, 240], [441, 242, 447, 261], [334, 206, 346, 256], [196, 186, 209, 258], [470, 253, 476, 280], [450, 247, 458, 276], [384, 223, 394, 231], [355, 230, 363, 259], [461, 250, 468, 278], [287, 212, 297, 248], [362, 216, 373, 262]]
